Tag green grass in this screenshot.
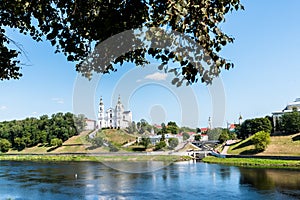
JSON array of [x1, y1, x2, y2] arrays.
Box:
[[96, 129, 137, 147], [261, 133, 300, 156], [227, 135, 256, 155], [0, 154, 191, 162], [203, 156, 300, 169], [227, 133, 300, 156]]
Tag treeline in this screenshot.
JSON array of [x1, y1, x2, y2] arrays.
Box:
[[0, 113, 86, 152], [126, 119, 195, 135], [235, 117, 272, 152]]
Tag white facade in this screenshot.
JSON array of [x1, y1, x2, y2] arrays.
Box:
[[272, 98, 300, 131], [85, 119, 96, 130], [98, 96, 132, 129]]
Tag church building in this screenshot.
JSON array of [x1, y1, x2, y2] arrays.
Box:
[[98, 96, 132, 129]]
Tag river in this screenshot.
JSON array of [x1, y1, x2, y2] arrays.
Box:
[[0, 160, 299, 199]]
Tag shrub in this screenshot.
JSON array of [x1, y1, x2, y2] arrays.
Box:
[[168, 138, 179, 149], [155, 141, 166, 150], [0, 139, 11, 153], [91, 137, 104, 147], [251, 131, 270, 152], [182, 132, 190, 141], [50, 138, 63, 147], [139, 137, 151, 149], [108, 143, 119, 152], [14, 137, 26, 151], [219, 129, 230, 143]]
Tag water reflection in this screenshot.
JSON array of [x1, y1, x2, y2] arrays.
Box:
[[102, 160, 170, 173], [0, 160, 300, 200], [239, 167, 300, 199]]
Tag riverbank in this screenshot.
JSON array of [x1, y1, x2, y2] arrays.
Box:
[[203, 156, 300, 169], [0, 154, 192, 162]]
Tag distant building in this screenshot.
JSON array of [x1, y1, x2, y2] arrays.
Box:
[[200, 128, 208, 133], [272, 98, 300, 131], [200, 134, 208, 141], [85, 119, 96, 130], [148, 134, 180, 145], [228, 124, 236, 132], [98, 96, 132, 129]]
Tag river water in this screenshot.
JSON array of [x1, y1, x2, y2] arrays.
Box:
[[0, 160, 299, 200]]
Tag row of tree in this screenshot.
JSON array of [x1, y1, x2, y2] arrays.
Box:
[[0, 113, 86, 152], [126, 119, 196, 135], [276, 108, 300, 134], [236, 109, 300, 139]]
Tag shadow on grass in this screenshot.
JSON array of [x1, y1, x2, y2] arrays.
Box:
[[86, 146, 101, 150], [47, 146, 59, 152], [131, 147, 146, 151], [232, 140, 254, 150], [240, 149, 260, 155], [292, 135, 300, 141], [62, 144, 83, 146]]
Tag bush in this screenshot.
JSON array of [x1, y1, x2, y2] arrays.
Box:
[[168, 138, 179, 149], [182, 132, 190, 141], [0, 139, 11, 153], [139, 137, 151, 149], [91, 137, 104, 147], [155, 141, 166, 150], [50, 138, 63, 147], [108, 143, 119, 152], [14, 137, 26, 151], [194, 134, 201, 141], [251, 131, 270, 152], [219, 129, 230, 143]]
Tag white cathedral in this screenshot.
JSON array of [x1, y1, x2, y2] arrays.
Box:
[[98, 96, 132, 129]]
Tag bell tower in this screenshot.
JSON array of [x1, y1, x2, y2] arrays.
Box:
[[115, 95, 124, 128], [98, 97, 105, 128]]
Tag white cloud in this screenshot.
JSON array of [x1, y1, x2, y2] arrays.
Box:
[[145, 72, 167, 81], [51, 98, 64, 104], [136, 79, 142, 83], [0, 106, 7, 110]]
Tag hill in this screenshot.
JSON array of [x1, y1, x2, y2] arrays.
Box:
[[5, 129, 140, 154], [6, 130, 93, 154], [96, 129, 137, 147], [227, 133, 300, 156]]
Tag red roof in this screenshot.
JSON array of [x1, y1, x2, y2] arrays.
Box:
[[229, 124, 236, 129], [200, 128, 208, 132], [154, 124, 162, 129]]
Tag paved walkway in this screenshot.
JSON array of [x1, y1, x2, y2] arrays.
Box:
[[221, 145, 230, 155], [122, 140, 137, 147], [88, 129, 99, 139]]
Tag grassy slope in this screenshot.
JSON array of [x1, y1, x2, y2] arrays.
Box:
[[6, 129, 138, 154], [228, 133, 300, 156], [227, 135, 256, 155], [260, 133, 300, 156], [96, 129, 137, 147], [6, 130, 99, 154]]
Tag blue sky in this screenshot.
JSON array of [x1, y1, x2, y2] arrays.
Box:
[[1, 0, 300, 128]]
